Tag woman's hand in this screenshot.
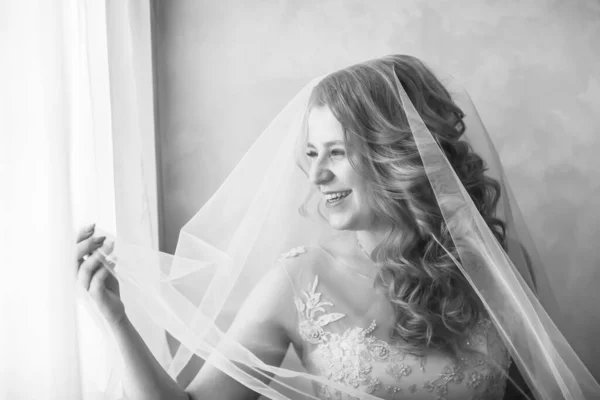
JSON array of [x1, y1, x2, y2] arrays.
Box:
[[76, 226, 190, 400], [76, 224, 126, 327]]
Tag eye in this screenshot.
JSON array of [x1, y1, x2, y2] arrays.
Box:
[[305, 150, 317, 158], [330, 149, 346, 158]]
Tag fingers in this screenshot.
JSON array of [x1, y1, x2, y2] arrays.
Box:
[[78, 250, 103, 291], [77, 235, 106, 262], [76, 223, 96, 242], [76, 223, 103, 262], [78, 241, 116, 292], [88, 266, 110, 297]]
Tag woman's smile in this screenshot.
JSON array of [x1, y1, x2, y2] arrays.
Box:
[[324, 190, 352, 206]]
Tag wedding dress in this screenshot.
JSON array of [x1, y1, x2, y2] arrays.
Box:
[[281, 232, 510, 400]]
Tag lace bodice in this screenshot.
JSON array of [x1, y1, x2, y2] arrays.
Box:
[[281, 245, 511, 400]]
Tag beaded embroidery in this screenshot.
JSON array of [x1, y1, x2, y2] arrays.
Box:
[[294, 275, 509, 400]]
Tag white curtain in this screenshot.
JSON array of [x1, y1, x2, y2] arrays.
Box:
[[0, 1, 154, 398], [1, 1, 83, 398]]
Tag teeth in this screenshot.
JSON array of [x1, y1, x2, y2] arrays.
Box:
[[325, 191, 351, 201]]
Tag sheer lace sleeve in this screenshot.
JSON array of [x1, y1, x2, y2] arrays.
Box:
[[455, 319, 512, 400]]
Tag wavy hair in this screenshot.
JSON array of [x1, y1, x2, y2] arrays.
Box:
[[306, 55, 506, 354]]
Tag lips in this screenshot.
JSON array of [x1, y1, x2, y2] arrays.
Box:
[[324, 190, 352, 204]]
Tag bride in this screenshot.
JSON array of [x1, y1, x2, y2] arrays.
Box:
[[76, 55, 599, 399]]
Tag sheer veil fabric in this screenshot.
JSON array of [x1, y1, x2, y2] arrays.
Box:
[[87, 57, 600, 399]]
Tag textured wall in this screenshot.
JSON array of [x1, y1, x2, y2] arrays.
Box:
[[153, 0, 600, 378]]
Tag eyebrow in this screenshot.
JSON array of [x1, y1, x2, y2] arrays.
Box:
[[306, 140, 345, 148]]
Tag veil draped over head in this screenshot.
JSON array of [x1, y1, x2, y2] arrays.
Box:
[[87, 55, 600, 399]]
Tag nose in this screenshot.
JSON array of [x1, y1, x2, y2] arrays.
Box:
[[308, 159, 334, 185]]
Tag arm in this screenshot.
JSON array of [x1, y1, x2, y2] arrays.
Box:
[[111, 316, 191, 400], [111, 264, 293, 400], [185, 265, 294, 400], [77, 227, 294, 400]]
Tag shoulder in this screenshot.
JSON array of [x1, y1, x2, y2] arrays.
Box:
[[245, 245, 322, 299], [278, 245, 310, 261], [234, 251, 306, 324], [463, 318, 511, 369], [276, 244, 326, 286], [277, 231, 355, 270], [276, 244, 323, 269]]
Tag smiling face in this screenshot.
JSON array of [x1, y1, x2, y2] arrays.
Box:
[[306, 106, 378, 232]]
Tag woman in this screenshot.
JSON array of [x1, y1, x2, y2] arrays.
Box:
[[76, 55, 596, 399]]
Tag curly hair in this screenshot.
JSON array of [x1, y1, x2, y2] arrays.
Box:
[[306, 55, 506, 355]]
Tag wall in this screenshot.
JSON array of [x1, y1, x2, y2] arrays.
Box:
[[152, 0, 600, 379]]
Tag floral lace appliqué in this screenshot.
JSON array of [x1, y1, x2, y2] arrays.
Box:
[[294, 275, 509, 400], [280, 246, 306, 259], [295, 275, 345, 344]]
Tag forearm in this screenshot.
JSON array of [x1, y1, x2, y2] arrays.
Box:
[[111, 316, 191, 400]]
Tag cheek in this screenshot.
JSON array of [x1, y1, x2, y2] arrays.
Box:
[[335, 162, 373, 211], [345, 172, 368, 197], [355, 190, 373, 216], [338, 162, 365, 188], [348, 183, 373, 216]]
